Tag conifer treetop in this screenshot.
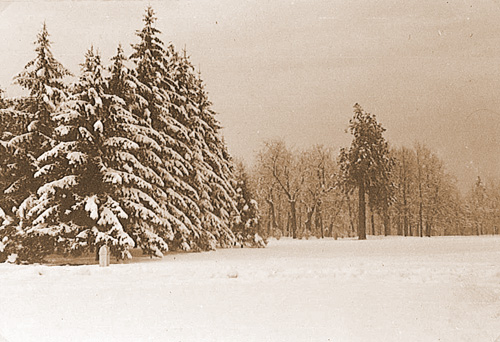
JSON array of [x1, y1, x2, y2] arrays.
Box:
[[339, 103, 391, 190], [130, 6, 167, 67], [14, 22, 72, 95], [108, 45, 127, 95]]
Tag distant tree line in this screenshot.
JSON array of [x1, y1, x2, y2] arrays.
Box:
[[251, 104, 500, 240], [0, 7, 263, 263]]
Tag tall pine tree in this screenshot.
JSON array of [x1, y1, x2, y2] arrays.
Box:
[[339, 104, 392, 240], [171, 49, 242, 249], [191, 70, 240, 247], [8, 22, 71, 218], [130, 7, 204, 251]]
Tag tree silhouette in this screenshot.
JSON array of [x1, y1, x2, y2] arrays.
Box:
[[339, 104, 392, 240]]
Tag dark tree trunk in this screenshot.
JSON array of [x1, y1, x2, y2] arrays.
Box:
[[286, 212, 291, 237], [305, 205, 315, 234], [346, 193, 356, 235], [419, 201, 423, 237], [358, 178, 367, 240], [383, 202, 390, 236], [417, 153, 423, 238], [267, 205, 272, 235], [305, 212, 311, 232], [297, 205, 302, 237], [403, 208, 408, 237], [395, 210, 403, 236], [402, 152, 408, 237], [316, 200, 324, 239], [290, 200, 298, 239], [370, 205, 375, 236], [274, 194, 281, 232], [266, 198, 277, 236]]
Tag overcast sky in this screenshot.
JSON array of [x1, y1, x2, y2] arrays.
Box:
[[1, 0, 500, 191]]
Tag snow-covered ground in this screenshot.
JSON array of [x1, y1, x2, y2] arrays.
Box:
[[0, 236, 499, 342]]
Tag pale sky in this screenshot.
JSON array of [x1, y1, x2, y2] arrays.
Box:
[[1, 0, 500, 191]]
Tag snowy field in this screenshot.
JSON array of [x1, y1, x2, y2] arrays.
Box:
[[0, 236, 500, 342]]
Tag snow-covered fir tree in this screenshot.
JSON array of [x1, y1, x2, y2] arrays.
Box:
[[129, 7, 206, 251], [0, 88, 30, 229], [163, 43, 264, 249], [0, 106, 31, 217], [189, 67, 241, 247], [161, 45, 216, 250], [232, 161, 265, 247], [107, 43, 195, 256], [17, 47, 176, 259], [164, 48, 231, 250], [0, 24, 72, 262], [14, 22, 71, 115], [7, 22, 71, 219]]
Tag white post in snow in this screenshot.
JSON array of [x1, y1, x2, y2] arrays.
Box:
[[99, 245, 110, 267]]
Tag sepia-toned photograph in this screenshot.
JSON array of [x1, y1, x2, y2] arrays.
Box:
[[0, 0, 499, 341]]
